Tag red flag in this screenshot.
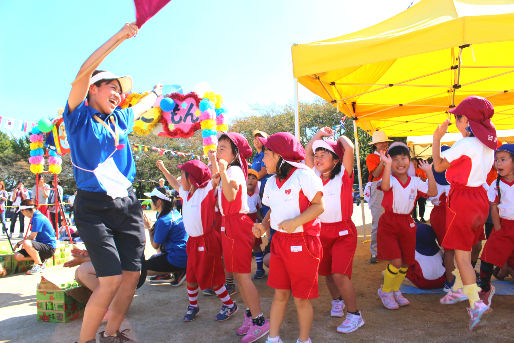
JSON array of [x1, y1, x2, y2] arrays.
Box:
[[134, 0, 171, 28]]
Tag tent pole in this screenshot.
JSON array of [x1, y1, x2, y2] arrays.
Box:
[[352, 117, 367, 241], [294, 78, 300, 139]]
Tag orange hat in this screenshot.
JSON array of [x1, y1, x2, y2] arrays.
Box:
[[247, 169, 260, 179]]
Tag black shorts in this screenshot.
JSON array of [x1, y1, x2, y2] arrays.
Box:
[[19, 241, 55, 261], [143, 253, 185, 273], [74, 188, 145, 277]]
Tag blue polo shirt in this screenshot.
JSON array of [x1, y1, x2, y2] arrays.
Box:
[[31, 211, 57, 248], [251, 151, 265, 172], [63, 100, 136, 193], [153, 210, 188, 268]]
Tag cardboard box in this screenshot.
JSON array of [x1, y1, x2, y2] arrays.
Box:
[[0, 253, 15, 276], [16, 260, 34, 273], [36, 276, 90, 323]]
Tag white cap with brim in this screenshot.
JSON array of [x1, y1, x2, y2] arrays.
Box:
[[90, 71, 133, 94], [17, 205, 34, 213], [144, 188, 171, 202]]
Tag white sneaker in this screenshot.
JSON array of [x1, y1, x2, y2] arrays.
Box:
[[18, 233, 24, 238], [337, 312, 364, 333], [27, 264, 44, 275], [330, 299, 345, 317], [265, 337, 284, 343]]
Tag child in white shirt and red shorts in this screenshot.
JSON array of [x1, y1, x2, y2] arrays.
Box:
[[377, 142, 436, 310], [252, 132, 324, 343], [247, 169, 265, 279], [305, 127, 363, 334], [156, 159, 238, 323], [433, 95, 497, 330]]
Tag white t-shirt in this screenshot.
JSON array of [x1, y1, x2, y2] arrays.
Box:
[[179, 183, 217, 237], [217, 166, 249, 215], [380, 175, 428, 214], [247, 191, 261, 214], [441, 137, 494, 187], [262, 168, 324, 235], [312, 167, 354, 223], [415, 250, 446, 280], [429, 183, 450, 206], [487, 178, 514, 220]]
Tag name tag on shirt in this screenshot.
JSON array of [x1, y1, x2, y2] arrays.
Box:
[[410, 222, 416, 228], [339, 230, 349, 236], [221, 227, 225, 232], [198, 246, 205, 252], [291, 245, 303, 252]]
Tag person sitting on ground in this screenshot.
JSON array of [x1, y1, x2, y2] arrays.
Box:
[[13, 199, 56, 274], [142, 187, 188, 287]]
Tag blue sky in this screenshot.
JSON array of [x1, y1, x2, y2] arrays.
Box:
[[0, 0, 413, 133]]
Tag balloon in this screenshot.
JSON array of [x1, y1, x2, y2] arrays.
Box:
[[160, 98, 176, 112], [38, 118, 53, 133], [199, 99, 214, 112], [201, 129, 217, 137], [29, 156, 44, 164], [217, 124, 229, 132], [48, 156, 62, 165], [31, 126, 42, 135], [30, 148, 44, 156], [48, 150, 59, 157], [30, 164, 44, 174], [29, 142, 44, 150], [200, 119, 216, 130], [203, 136, 217, 146]]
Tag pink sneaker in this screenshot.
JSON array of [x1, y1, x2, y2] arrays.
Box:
[[468, 300, 489, 331], [237, 314, 253, 336], [393, 291, 410, 307], [378, 287, 399, 310], [241, 320, 270, 343], [440, 288, 467, 305]]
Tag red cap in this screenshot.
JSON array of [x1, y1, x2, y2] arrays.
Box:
[[220, 132, 252, 179], [258, 132, 306, 161], [177, 160, 212, 189], [312, 139, 344, 160], [449, 96, 497, 149]]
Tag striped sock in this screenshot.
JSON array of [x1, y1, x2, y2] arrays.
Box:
[[187, 285, 199, 307], [255, 251, 264, 271], [213, 285, 234, 307]]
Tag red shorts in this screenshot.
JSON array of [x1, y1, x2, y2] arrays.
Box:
[[442, 186, 489, 252], [221, 213, 254, 273], [480, 219, 514, 268], [213, 211, 222, 233], [318, 221, 357, 278], [406, 260, 446, 289], [186, 230, 226, 290], [268, 232, 321, 299], [430, 204, 447, 245], [377, 212, 417, 266]]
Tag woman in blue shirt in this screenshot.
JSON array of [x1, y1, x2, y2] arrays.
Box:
[[65, 22, 161, 343], [142, 188, 188, 286]]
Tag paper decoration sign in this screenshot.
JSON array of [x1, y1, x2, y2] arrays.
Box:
[[158, 92, 202, 138], [52, 118, 70, 155]]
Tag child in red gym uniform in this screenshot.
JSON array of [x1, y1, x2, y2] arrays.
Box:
[[433, 96, 497, 330]]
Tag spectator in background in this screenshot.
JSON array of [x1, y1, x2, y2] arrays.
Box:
[[0, 181, 8, 233], [31, 175, 50, 216], [10, 181, 29, 238], [47, 177, 64, 231], [410, 159, 428, 222], [158, 178, 169, 190], [251, 130, 271, 218]]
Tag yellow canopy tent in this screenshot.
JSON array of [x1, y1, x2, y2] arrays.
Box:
[[291, 0, 514, 237]]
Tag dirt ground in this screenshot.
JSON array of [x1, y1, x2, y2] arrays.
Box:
[[1, 205, 513, 343]]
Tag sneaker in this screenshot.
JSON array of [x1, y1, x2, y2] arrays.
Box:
[[253, 269, 266, 279], [369, 256, 378, 264], [265, 337, 284, 343], [170, 270, 186, 287], [295, 339, 312, 343], [149, 274, 172, 283], [183, 305, 200, 322], [98, 329, 136, 342], [337, 312, 364, 333], [225, 282, 237, 296], [216, 302, 238, 321], [202, 289, 216, 296], [18, 233, 24, 238], [393, 291, 410, 307], [478, 285, 495, 308], [241, 320, 270, 343], [467, 300, 489, 331], [440, 288, 468, 305], [27, 264, 44, 275], [330, 299, 345, 317], [378, 287, 399, 310], [443, 281, 452, 293], [236, 314, 253, 336]]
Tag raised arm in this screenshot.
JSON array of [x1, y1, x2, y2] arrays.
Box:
[[379, 151, 392, 191], [68, 23, 139, 113], [419, 160, 437, 197], [432, 119, 451, 172], [156, 160, 180, 192], [131, 84, 163, 119], [338, 135, 355, 175]]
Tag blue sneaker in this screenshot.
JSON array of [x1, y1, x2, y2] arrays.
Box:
[[183, 305, 199, 322], [216, 302, 238, 321], [253, 269, 266, 279], [468, 300, 488, 331]]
